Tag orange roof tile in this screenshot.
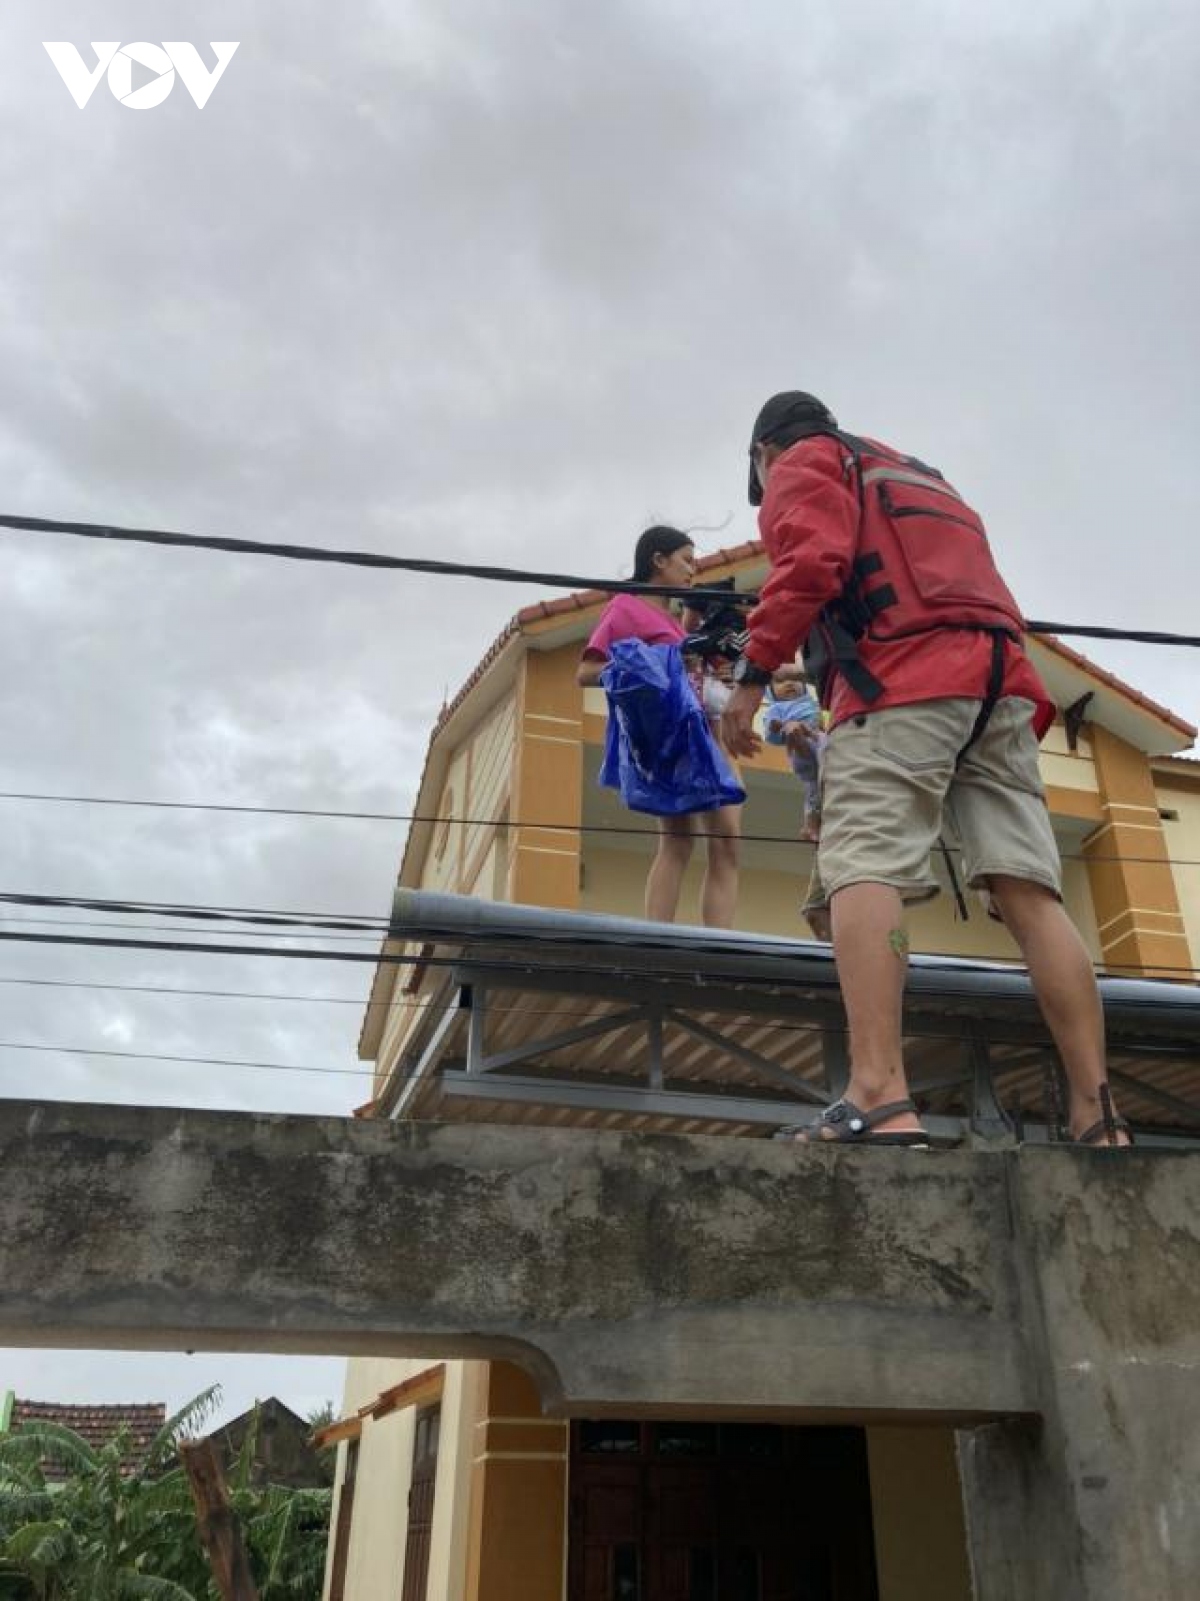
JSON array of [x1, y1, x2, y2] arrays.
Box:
[[440, 549, 1194, 758], [12, 1398, 166, 1479], [430, 619, 519, 740], [1037, 635, 1196, 739], [513, 541, 765, 628]]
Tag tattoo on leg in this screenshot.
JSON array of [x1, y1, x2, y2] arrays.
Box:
[[888, 927, 910, 958]]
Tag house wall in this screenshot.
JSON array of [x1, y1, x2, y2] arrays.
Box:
[[333, 633, 1195, 1601], [339, 686, 526, 1599], [1085, 726, 1192, 976], [370, 690, 519, 1097], [1152, 764, 1200, 970], [867, 1428, 974, 1601], [323, 1359, 479, 1601]]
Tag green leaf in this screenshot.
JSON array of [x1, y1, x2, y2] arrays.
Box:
[[2, 1519, 71, 1569], [1, 1422, 99, 1477], [143, 1389, 223, 1477], [116, 1574, 202, 1601]]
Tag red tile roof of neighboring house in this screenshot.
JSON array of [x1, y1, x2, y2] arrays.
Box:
[[11, 1399, 167, 1479]]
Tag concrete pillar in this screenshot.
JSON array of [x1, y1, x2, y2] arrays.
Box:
[[1084, 726, 1191, 978], [958, 1150, 1200, 1601], [505, 648, 583, 909], [463, 1362, 568, 1601]]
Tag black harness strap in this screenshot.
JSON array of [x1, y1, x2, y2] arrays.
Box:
[[955, 628, 1008, 769], [938, 835, 971, 921]]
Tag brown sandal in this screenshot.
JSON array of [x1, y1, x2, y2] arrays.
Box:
[[775, 1097, 931, 1148], [1073, 1084, 1134, 1147]]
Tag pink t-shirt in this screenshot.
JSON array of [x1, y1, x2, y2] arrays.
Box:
[[584, 593, 686, 656]]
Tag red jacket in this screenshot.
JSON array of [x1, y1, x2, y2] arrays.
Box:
[[744, 434, 1054, 735]]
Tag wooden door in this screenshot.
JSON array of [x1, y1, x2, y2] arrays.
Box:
[[568, 1421, 879, 1601], [569, 1458, 643, 1601]]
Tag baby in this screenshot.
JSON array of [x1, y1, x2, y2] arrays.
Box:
[[764, 665, 825, 842]]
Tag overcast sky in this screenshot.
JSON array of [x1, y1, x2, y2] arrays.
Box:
[[2, 1, 1197, 1424]]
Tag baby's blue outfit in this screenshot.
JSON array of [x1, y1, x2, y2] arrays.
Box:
[[764, 690, 822, 785]]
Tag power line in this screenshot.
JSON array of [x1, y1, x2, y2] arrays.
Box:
[[0, 974, 388, 1007], [0, 889, 387, 933], [0, 1039, 375, 1080], [0, 914, 384, 943], [4, 510, 1199, 648], [0, 791, 1197, 871], [3, 889, 1200, 980], [2, 923, 1198, 995]]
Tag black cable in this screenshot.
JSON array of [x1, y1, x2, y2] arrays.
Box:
[[4, 510, 1199, 647], [0, 791, 1196, 871], [4, 888, 1200, 979], [0, 889, 386, 934], [2, 925, 1198, 1002], [0, 974, 389, 1007], [0, 1039, 375, 1079], [0, 512, 714, 605], [0, 913, 384, 943]]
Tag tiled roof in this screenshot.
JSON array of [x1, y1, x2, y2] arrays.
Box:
[[513, 540, 765, 628], [512, 547, 1191, 739], [431, 619, 520, 740], [11, 1399, 167, 1479], [1035, 634, 1196, 739]]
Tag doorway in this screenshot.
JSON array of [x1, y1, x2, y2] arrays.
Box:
[[568, 1420, 878, 1601]]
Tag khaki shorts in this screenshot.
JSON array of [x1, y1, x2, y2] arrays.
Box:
[[816, 696, 1061, 905]]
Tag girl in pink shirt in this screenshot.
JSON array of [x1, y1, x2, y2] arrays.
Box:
[[577, 526, 742, 928]]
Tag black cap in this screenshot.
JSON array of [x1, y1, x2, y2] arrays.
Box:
[[747, 390, 838, 505]]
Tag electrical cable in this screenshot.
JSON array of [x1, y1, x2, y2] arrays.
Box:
[[4, 889, 1200, 979], [0, 790, 1196, 870], [0, 1039, 376, 1079], [4, 510, 1200, 648], [2, 924, 1198, 1000], [0, 914, 385, 943], [0, 974, 396, 1007], [0, 889, 386, 933]]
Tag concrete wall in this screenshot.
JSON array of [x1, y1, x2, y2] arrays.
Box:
[[3, 1101, 1198, 1599]]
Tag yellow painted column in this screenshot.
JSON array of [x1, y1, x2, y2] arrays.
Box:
[[866, 1428, 973, 1601], [1084, 726, 1191, 978], [463, 1363, 568, 1601], [505, 647, 583, 909]]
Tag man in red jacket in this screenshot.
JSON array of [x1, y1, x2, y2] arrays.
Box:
[[721, 391, 1129, 1147]]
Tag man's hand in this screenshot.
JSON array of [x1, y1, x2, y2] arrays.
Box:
[[721, 683, 764, 758]]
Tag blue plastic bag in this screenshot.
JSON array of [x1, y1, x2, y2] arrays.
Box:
[[598, 639, 746, 815]]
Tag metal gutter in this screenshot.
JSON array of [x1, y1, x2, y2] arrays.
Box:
[[390, 889, 1200, 1043]]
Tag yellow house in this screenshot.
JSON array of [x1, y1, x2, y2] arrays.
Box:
[[320, 545, 1198, 1601]]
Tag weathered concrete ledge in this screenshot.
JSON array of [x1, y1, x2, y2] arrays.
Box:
[[0, 1098, 1030, 1419], [3, 1100, 1199, 1598]]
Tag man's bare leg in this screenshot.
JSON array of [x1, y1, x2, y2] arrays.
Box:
[[987, 875, 1130, 1143], [800, 880, 924, 1139]]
